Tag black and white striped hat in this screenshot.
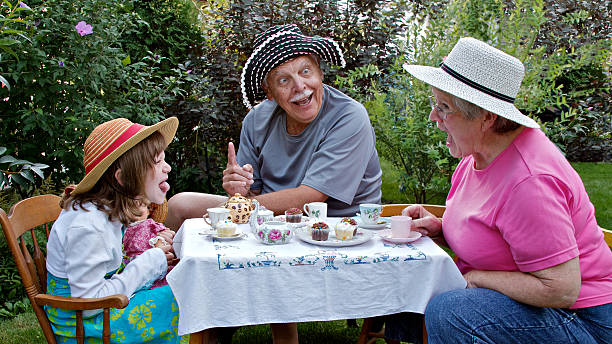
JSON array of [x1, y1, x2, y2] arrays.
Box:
[[240, 24, 346, 109], [403, 37, 539, 128]]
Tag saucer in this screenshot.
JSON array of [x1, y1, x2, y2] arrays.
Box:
[[379, 229, 422, 244], [358, 219, 389, 230], [212, 232, 246, 241], [199, 230, 246, 241]]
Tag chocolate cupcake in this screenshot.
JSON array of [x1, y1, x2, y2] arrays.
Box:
[[284, 208, 303, 223], [311, 221, 329, 241]]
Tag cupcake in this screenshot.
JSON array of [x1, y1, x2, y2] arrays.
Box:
[[284, 208, 303, 223], [216, 219, 237, 237], [334, 221, 354, 241], [338, 218, 358, 236], [311, 221, 329, 241]]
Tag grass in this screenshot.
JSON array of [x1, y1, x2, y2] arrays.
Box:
[[571, 162, 611, 229], [1, 161, 609, 342]]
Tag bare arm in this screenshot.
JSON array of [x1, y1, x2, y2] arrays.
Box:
[[463, 257, 581, 308], [252, 185, 327, 215]]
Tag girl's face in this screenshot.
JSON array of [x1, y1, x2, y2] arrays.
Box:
[[144, 151, 171, 204]]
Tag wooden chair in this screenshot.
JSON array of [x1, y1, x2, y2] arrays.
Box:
[[357, 204, 445, 344], [0, 194, 129, 344], [602, 227, 612, 249]]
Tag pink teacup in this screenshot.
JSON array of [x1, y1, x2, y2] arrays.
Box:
[[390, 216, 412, 238]]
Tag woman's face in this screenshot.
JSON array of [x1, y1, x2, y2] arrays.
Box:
[[429, 88, 484, 159], [144, 151, 171, 204]]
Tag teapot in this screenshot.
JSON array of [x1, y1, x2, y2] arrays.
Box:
[[248, 199, 275, 233], [249, 200, 292, 244], [223, 193, 255, 224]]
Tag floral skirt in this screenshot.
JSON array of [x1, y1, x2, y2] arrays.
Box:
[[45, 273, 188, 343]]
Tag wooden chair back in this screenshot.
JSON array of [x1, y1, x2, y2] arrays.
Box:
[[381, 204, 446, 218], [603, 227, 612, 249], [0, 195, 128, 344]]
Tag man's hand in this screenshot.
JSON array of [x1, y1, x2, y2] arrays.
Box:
[[222, 142, 254, 196]]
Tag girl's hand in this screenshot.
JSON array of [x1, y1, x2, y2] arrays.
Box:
[[158, 244, 175, 265], [157, 229, 175, 245]]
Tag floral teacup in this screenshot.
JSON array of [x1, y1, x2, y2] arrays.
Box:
[[254, 221, 293, 245]]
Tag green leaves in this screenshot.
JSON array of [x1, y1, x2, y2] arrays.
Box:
[[0, 147, 49, 192]]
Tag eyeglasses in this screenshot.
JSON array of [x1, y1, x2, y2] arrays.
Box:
[[428, 95, 459, 121]]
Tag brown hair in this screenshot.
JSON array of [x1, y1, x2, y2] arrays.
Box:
[[61, 131, 167, 226]]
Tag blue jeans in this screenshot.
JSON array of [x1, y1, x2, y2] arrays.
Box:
[[425, 288, 612, 344]]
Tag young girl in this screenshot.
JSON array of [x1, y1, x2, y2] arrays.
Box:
[[123, 199, 175, 289], [45, 117, 186, 343]]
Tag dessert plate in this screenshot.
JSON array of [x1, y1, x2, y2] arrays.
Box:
[[273, 215, 313, 227], [295, 228, 372, 247], [379, 229, 422, 244]]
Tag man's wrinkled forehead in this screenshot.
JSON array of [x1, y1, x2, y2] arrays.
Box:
[[266, 54, 321, 79]]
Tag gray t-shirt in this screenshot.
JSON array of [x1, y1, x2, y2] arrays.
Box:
[[237, 84, 382, 217]]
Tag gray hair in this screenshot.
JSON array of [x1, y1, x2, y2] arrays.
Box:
[[448, 91, 521, 133]]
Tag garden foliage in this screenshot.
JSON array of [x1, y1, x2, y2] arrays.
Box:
[[336, 0, 610, 203], [0, 0, 610, 319]]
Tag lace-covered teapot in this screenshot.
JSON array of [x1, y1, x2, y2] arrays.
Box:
[[223, 193, 255, 224]]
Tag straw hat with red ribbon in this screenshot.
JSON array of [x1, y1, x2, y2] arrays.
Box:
[[71, 117, 178, 195]]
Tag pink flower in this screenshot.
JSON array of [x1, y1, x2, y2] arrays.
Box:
[[268, 229, 281, 240], [75, 21, 93, 36], [186, 70, 192, 74], [19, 2, 31, 9]]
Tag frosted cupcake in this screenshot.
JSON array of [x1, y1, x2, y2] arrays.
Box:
[[284, 208, 303, 223], [311, 221, 329, 241], [338, 218, 358, 236], [335, 221, 355, 240], [216, 219, 237, 237]]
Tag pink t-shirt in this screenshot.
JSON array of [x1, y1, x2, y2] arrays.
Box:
[[444, 128, 612, 309]]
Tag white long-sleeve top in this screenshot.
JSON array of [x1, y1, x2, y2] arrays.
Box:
[[46, 202, 167, 303]]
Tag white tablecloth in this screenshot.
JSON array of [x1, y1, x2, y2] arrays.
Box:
[[167, 218, 466, 336]]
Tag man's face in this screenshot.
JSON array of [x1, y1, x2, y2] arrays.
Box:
[[264, 55, 324, 130]]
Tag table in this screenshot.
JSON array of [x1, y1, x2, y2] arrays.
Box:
[[167, 217, 466, 339]]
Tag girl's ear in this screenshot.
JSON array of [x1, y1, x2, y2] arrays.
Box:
[[114, 168, 124, 186]]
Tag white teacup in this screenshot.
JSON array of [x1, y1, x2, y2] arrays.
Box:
[[359, 203, 382, 225], [303, 202, 327, 220], [204, 207, 231, 229], [391, 215, 412, 238]]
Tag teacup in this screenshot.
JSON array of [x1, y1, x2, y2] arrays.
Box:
[[204, 207, 231, 229], [390, 215, 412, 238], [303, 202, 327, 220], [359, 203, 382, 225]]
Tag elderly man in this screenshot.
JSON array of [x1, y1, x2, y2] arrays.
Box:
[[165, 24, 383, 343], [167, 24, 382, 226]]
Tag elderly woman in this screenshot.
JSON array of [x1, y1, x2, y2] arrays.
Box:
[[395, 37, 612, 343]]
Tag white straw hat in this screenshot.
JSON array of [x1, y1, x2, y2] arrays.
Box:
[[241, 24, 346, 109], [403, 37, 539, 128]]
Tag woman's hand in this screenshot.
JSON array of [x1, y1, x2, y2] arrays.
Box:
[[402, 205, 443, 237]]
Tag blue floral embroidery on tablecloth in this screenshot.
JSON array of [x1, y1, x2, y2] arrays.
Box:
[[246, 252, 281, 267], [289, 254, 320, 266]]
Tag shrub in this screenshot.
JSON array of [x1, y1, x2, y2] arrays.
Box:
[[0, 0, 201, 193]]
